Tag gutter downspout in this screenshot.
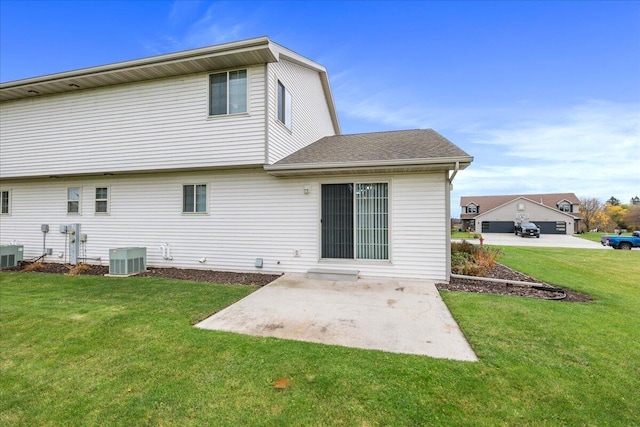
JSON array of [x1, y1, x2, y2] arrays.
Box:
[[448, 161, 460, 187], [446, 161, 460, 281]]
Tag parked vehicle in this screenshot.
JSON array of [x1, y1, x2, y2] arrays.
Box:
[[600, 231, 640, 250], [515, 222, 540, 238]]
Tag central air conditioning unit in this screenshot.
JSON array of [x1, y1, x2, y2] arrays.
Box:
[[108, 247, 147, 276], [0, 245, 24, 269]]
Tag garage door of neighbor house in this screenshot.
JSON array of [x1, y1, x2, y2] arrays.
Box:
[[536, 221, 567, 234], [481, 221, 515, 233]]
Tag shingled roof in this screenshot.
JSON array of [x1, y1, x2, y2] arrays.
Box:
[[265, 129, 472, 176], [460, 193, 582, 220]]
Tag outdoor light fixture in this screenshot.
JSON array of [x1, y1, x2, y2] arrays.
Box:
[[303, 185, 310, 194]]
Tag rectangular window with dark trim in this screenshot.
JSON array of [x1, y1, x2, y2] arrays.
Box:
[[183, 184, 207, 213], [95, 187, 109, 214], [67, 187, 80, 214], [1, 190, 9, 214], [277, 80, 292, 129], [209, 69, 247, 116]]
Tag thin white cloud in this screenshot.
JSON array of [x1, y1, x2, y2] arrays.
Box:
[[340, 89, 640, 215], [448, 101, 640, 216], [142, 1, 249, 55], [182, 3, 245, 47]]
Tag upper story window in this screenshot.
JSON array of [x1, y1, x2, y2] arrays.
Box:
[[557, 201, 571, 212], [95, 187, 109, 214], [209, 69, 247, 116], [183, 184, 207, 214], [466, 203, 478, 214], [277, 80, 292, 129], [1, 190, 10, 215], [67, 187, 81, 214]]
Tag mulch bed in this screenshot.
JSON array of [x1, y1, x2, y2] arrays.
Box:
[[7, 261, 592, 302], [436, 263, 593, 302]]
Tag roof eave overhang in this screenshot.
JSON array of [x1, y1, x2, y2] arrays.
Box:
[[1, 37, 280, 102], [264, 156, 473, 177]]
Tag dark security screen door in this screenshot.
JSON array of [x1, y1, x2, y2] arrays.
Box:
[[321, 184, 354, 259]]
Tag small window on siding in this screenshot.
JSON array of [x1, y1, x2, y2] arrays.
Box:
[[95, 187, 109, 214], [183, 184, 207, 213], [557, 201, 571, 212], [277, 80, 292, 129], [209, 69, 247, 116], [467, 203, 478, 214], [67, 187, 81, 214], [1, 190, 10, 215]]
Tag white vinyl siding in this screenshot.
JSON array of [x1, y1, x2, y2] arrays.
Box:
[[0, 66, 266, 178], [267, 60, 335, 164], [0, 171, 449, 280]]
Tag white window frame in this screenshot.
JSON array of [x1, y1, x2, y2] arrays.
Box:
[[1, 190, 10, 215], [467, 203, 478, 214], [209, 68, 248, 116], [277, 80, 292, 130], [182, 184, 208, 214], [67, 187, 81, 215], [95, 186, 110, 215]]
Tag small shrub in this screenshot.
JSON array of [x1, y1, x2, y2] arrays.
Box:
[[451, 240, 501, 276], [451, 240, 476, 255], [22, 261, 45, 272], [67, 263, 92, 276]]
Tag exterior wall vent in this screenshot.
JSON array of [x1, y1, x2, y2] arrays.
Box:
[[1, 245, 24, 269], [108, 247, 147, 276]]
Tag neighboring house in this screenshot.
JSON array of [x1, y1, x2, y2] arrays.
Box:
[[460, 193, 581, 235], [0, 37, 472, 281]]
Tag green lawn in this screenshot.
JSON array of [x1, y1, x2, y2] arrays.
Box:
[[2, 248, 639, 426], [575, 231, 636, 243], [451, 230, 481, 239]]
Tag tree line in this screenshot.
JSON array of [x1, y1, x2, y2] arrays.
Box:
[[579, 196, 640, 232]]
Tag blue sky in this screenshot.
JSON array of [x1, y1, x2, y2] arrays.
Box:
[[2, 1, 639, 216]]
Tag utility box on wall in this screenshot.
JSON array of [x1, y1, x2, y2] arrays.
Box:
[[0, 245, 24, 269], [109, 247, 146, 276]]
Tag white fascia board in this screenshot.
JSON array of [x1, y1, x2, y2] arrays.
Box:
[[265, 156, 473, 174], [1, 37, 273, 88]]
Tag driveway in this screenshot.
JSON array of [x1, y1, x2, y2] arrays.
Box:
[[196, 274, 478, 361], [456, 234, 607, 249]]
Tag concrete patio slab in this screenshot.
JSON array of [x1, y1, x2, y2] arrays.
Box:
[[196, 274, 478, 362]]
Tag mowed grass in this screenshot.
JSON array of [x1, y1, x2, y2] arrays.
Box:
[[451, 230, 482, 239], [575, 231, 637, 243], [1, 247, 639, 426]]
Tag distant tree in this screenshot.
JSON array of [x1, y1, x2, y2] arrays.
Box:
[[606, 196, 620, 206], [623, 206, 640, 230], [593, 210, 615, 232], [579, 197, 603, 232], [604, 204, 628, 229], [631, 196, 640, 206]]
